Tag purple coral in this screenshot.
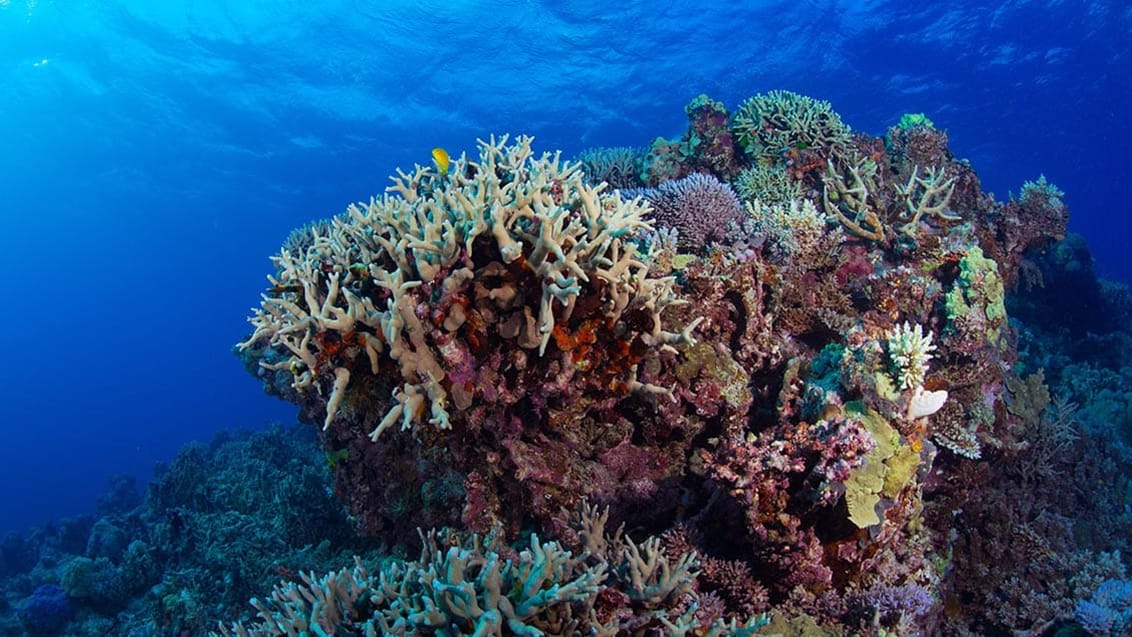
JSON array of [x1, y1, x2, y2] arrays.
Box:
[[641, 173, 747, 253], [18, 584, 72, 635], [850, 583, 935, 627], [1076, 579, 1132, 636]]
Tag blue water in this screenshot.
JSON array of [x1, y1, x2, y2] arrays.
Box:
[[0, 0, 1128, 536]]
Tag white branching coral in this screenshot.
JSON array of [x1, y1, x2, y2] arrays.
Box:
[[895, 165, 959, 237], [238, 135, 692, 440], [744, 197, 842, 264], [886, 322, 948, 419], [887, 322, 936, 391]]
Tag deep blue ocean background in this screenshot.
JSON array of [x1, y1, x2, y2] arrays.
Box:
[[0, 0, 1128, 537]]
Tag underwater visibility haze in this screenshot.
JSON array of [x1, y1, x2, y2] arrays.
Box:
[[2, 1, 1132, 635]]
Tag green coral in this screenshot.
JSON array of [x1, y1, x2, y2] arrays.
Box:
[[216, 531, 606, 636], [732, 90, 852, 161], [214, 513, 735, 637], [1016, 174, 1065, 206], [944, 246, 1007, 345], [734, 163, 802, 205], [843, 403, 921, 528], [898, 112, 935, 129]]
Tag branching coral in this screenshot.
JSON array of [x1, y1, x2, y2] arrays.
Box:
[[635, 172, 748, 253], [821, 150, 961, 244], [734, 163, 802, 207], [821, 154, 887, 241], [214, 532, 608, 637], [894, 165, 959, 238], [239, 135, 690, 440], [576, 146, 645, 190], [216, 505, 763, 637], [732, 90, 852, 162]]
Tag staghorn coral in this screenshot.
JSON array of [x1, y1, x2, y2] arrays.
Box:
[[817, 136, 970, 248], [821, 153, 888, 241], [216, 504, 767, 637], [732, 90, 852, 163], [239, 134, 685, 439], [214, 532, 609, 637], [576, 146, 645, 190], [893, 165, 959, 238]]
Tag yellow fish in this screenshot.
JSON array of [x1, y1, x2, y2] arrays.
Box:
[[431, 147, 450, 176]]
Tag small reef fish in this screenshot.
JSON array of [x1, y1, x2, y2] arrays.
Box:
[[431, 147, 450, 176]]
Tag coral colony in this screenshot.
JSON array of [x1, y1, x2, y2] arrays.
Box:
[[223, 92, 1122, 635]]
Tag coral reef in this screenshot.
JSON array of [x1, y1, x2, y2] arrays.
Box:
[[576, 146, 645, 190], [0, 426, 378, 636], [642, 94, 746, 185], [3, 81, 1129, 635], [224, 92, 1129, 635]]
